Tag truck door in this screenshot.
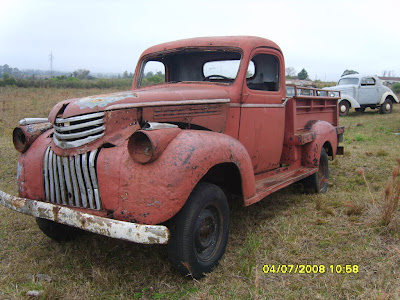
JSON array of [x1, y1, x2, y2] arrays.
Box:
[[238, 49, 285, 174], [359, 77, 378, 105]]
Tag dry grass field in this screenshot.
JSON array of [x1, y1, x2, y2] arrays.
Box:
[[0, 87, 400, 299]]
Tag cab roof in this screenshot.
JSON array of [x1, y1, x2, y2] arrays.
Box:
[[141, 36, 282, 56]]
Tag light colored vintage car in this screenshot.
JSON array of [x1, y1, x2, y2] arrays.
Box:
[[324, 74, 399, 116]]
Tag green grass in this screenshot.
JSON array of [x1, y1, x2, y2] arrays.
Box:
[[1, 87, 400, 299]]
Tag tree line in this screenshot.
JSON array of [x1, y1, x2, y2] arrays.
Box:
[[0, 64, 169, 89], [0, 64, 138, 88]]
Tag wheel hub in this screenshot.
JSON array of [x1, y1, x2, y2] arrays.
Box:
[[194, 205, 221, 260], [340, 105, 347, 113]]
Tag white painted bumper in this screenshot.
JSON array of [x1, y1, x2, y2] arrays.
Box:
[[0, 190, 170, 244]]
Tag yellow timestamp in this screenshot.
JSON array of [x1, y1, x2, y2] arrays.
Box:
[[262, 264, 359, 274]]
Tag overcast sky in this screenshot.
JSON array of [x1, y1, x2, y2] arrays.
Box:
[[1, 0, 399, 81]]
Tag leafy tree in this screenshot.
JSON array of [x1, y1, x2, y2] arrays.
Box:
[[285, 67, 296, 78], [298, 68, 308, 80], [140, 72, 165, 87], [145, 71, 154, 78], [341, 69, 358, 77], [1, 73, 17, 85], [393, 83, 400, 94], [72, 69, 91, 79]]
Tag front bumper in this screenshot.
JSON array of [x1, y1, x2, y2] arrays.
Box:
[[0, 190, 170, 244]]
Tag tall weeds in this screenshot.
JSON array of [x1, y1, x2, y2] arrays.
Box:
[[381, 159, 400, 225]]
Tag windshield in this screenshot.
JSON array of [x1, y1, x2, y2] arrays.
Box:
[[338, 78, 359, 85], [139, 49, 242, 87]]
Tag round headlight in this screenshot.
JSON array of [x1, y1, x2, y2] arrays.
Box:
[[128, 131, 154, 164], [13, 127, 28, 153]]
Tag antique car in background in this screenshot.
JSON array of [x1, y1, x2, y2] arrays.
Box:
[[324, 74, 399, 116]]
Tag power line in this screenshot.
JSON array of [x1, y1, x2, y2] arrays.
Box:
[[49, 51, 54, 77]]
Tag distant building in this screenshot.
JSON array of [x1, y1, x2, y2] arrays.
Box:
[[378, 77, 400, 85]]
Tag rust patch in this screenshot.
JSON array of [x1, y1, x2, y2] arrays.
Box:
[[11, 198, 25, 209], [52, 206, 60, 223]]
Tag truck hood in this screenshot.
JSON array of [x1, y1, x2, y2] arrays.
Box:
[[324, 85, 356, 97], [324, 84, 355, 91], [49, 85, 231, 121]]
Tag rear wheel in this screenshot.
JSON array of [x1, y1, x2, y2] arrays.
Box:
[[36, 218, 81, 242], [379, 98, 393, 114], [167, 182, 230, 279], [301, 148, 329, 193], [339, 101, 350, 117]]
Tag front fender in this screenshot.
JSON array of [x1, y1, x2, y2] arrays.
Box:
[[379, 91, 399, 104], [339, 96, 360, 108], [104, 130, 255, 225], [301, 121, 339, 168]]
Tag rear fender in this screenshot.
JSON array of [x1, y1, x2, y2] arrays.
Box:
[[109, 130, 255, 224], [301, 121, 338, 168], [379, 91, 399, 105]]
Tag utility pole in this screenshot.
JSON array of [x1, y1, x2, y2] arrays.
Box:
[[49, 51, 54, 77]]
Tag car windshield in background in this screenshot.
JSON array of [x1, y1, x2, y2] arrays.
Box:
[[139, 49, 242, 87], [338, 78, 359, 85]]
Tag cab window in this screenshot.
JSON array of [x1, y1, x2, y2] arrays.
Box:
[[246, 54, 280, 91]]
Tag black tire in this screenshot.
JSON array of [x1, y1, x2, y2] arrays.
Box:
[[167, 182, 230, 279], [36, 218, 81, 242], [379, 98, 393, 114], [338, 101, 350, 117], [301, 148, 329, 194]]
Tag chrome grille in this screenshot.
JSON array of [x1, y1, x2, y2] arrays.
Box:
[[43, 147, 102, 210], [53, 112, 105, 149]]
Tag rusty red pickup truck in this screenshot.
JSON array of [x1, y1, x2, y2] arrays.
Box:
[[0, 36, 343, 278]]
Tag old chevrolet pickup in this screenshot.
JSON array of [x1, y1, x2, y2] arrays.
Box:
[[1, 36, 343, 278]]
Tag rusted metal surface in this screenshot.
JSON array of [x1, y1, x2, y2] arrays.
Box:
[[0, 190, 169, 244], [128, 127, 181, 164], [109, 130, 256, 224], [301, 120, 339, 168], [246, 166, 317, 206], [17, 132, 52, 199]]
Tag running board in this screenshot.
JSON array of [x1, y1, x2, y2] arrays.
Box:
[[245, 167, 317, 206]]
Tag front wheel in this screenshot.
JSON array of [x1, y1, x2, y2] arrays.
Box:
[[339, 101, 350, 117], [167, 182, 230, 279], [301, 148, 329, 193], [379, 98, 393, 114], [36, 218, 81, 242]]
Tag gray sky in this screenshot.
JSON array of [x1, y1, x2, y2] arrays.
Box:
[[1, 0, 399, 81]]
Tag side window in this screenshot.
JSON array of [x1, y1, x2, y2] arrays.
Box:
[[366, 77, 375, 85], [246, 54, 280, 91], [140, 61, 165, 87], [361, 78, 367, 86], [361, 77, 375, 86]]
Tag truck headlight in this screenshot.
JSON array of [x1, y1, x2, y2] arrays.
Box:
[[128, 131, 154, 164], [128, 126, 181, 164], [12, 122, 52, 153], [13, 128, 28, 152]]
